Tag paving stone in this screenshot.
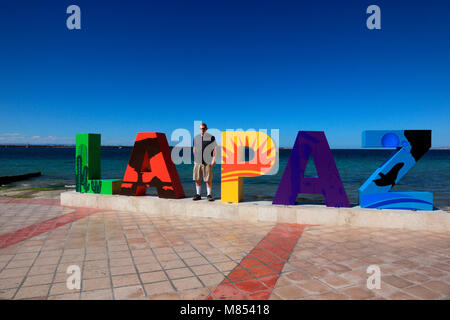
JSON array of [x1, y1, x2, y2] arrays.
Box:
[[82, 268, 109, 279], [112, 274, 140, 287], [178, 287, 210, 300], [300, 280, 330, 293], [0, 276, 25, 289], [417, 266, 446, 278], [49, 292, 81, 300], [82, 277, 111, 291], [273, 285, 310, 299], [422, 281, 450, 296], [191, 264, 218, 276], [199, 273, 225, 287], [15, 284, 50, 299], [49, 282, 80, 296], [140, 271, 168, 283], [215, 261, 238, 272], [308, 291, 348, 300], [113, 285, 145, 299], [343, 286, 376, 300], [110, 265, 136, 276], [144, 281, 175, 296], [400, 272, 430, 284], [0, 267, 30, 278], [148, 292, 180, 300], [167, 268, 194, 280], [320, 275, 350, 289], [388, 291, 419, 300], [173, 277, 204, 291], [160, 259, 186, 270], [382, 275, 414, 289], [285, 271, 312, 283], [0, 288, 16, 299], [136, 263, 162, 273], [402, 285, 442, 300], [1, 199, 449, 301]]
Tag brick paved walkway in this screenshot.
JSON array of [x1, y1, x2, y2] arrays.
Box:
[[0, 197, 449, 300]]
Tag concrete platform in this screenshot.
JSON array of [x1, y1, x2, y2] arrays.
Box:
[[60, 191, 450, 232]]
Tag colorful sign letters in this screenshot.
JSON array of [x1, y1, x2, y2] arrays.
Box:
[[75, 130, 433, 211], [359, 130, 433, 210], [119, 132, 185, 199], [221, 131, 276, 203], [75, 133, 122, 194], [272, 131, 350, 207]]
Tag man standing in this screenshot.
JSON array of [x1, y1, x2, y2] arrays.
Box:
[[193, 123, 217, 201]]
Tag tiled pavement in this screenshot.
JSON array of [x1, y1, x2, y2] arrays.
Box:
[[0, 197, 449, 300]]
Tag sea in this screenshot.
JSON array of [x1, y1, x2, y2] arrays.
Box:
[[1, 147, 449, 208]]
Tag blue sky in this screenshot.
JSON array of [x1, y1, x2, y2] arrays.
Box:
[[0, 0, 449, 148]]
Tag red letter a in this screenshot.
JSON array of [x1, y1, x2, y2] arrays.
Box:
[[119, 132, 185, 198]]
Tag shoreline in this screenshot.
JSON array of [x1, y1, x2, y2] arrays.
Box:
[[2, 144, 450, 150]]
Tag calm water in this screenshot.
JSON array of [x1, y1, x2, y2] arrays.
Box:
[[1, 147, 449, 208]]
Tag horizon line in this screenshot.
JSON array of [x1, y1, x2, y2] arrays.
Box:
[[1, 144, 449, 150]]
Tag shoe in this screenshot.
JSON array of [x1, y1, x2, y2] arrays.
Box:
[[207, 195, 214, 201], [193, 194, 201, 201]]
